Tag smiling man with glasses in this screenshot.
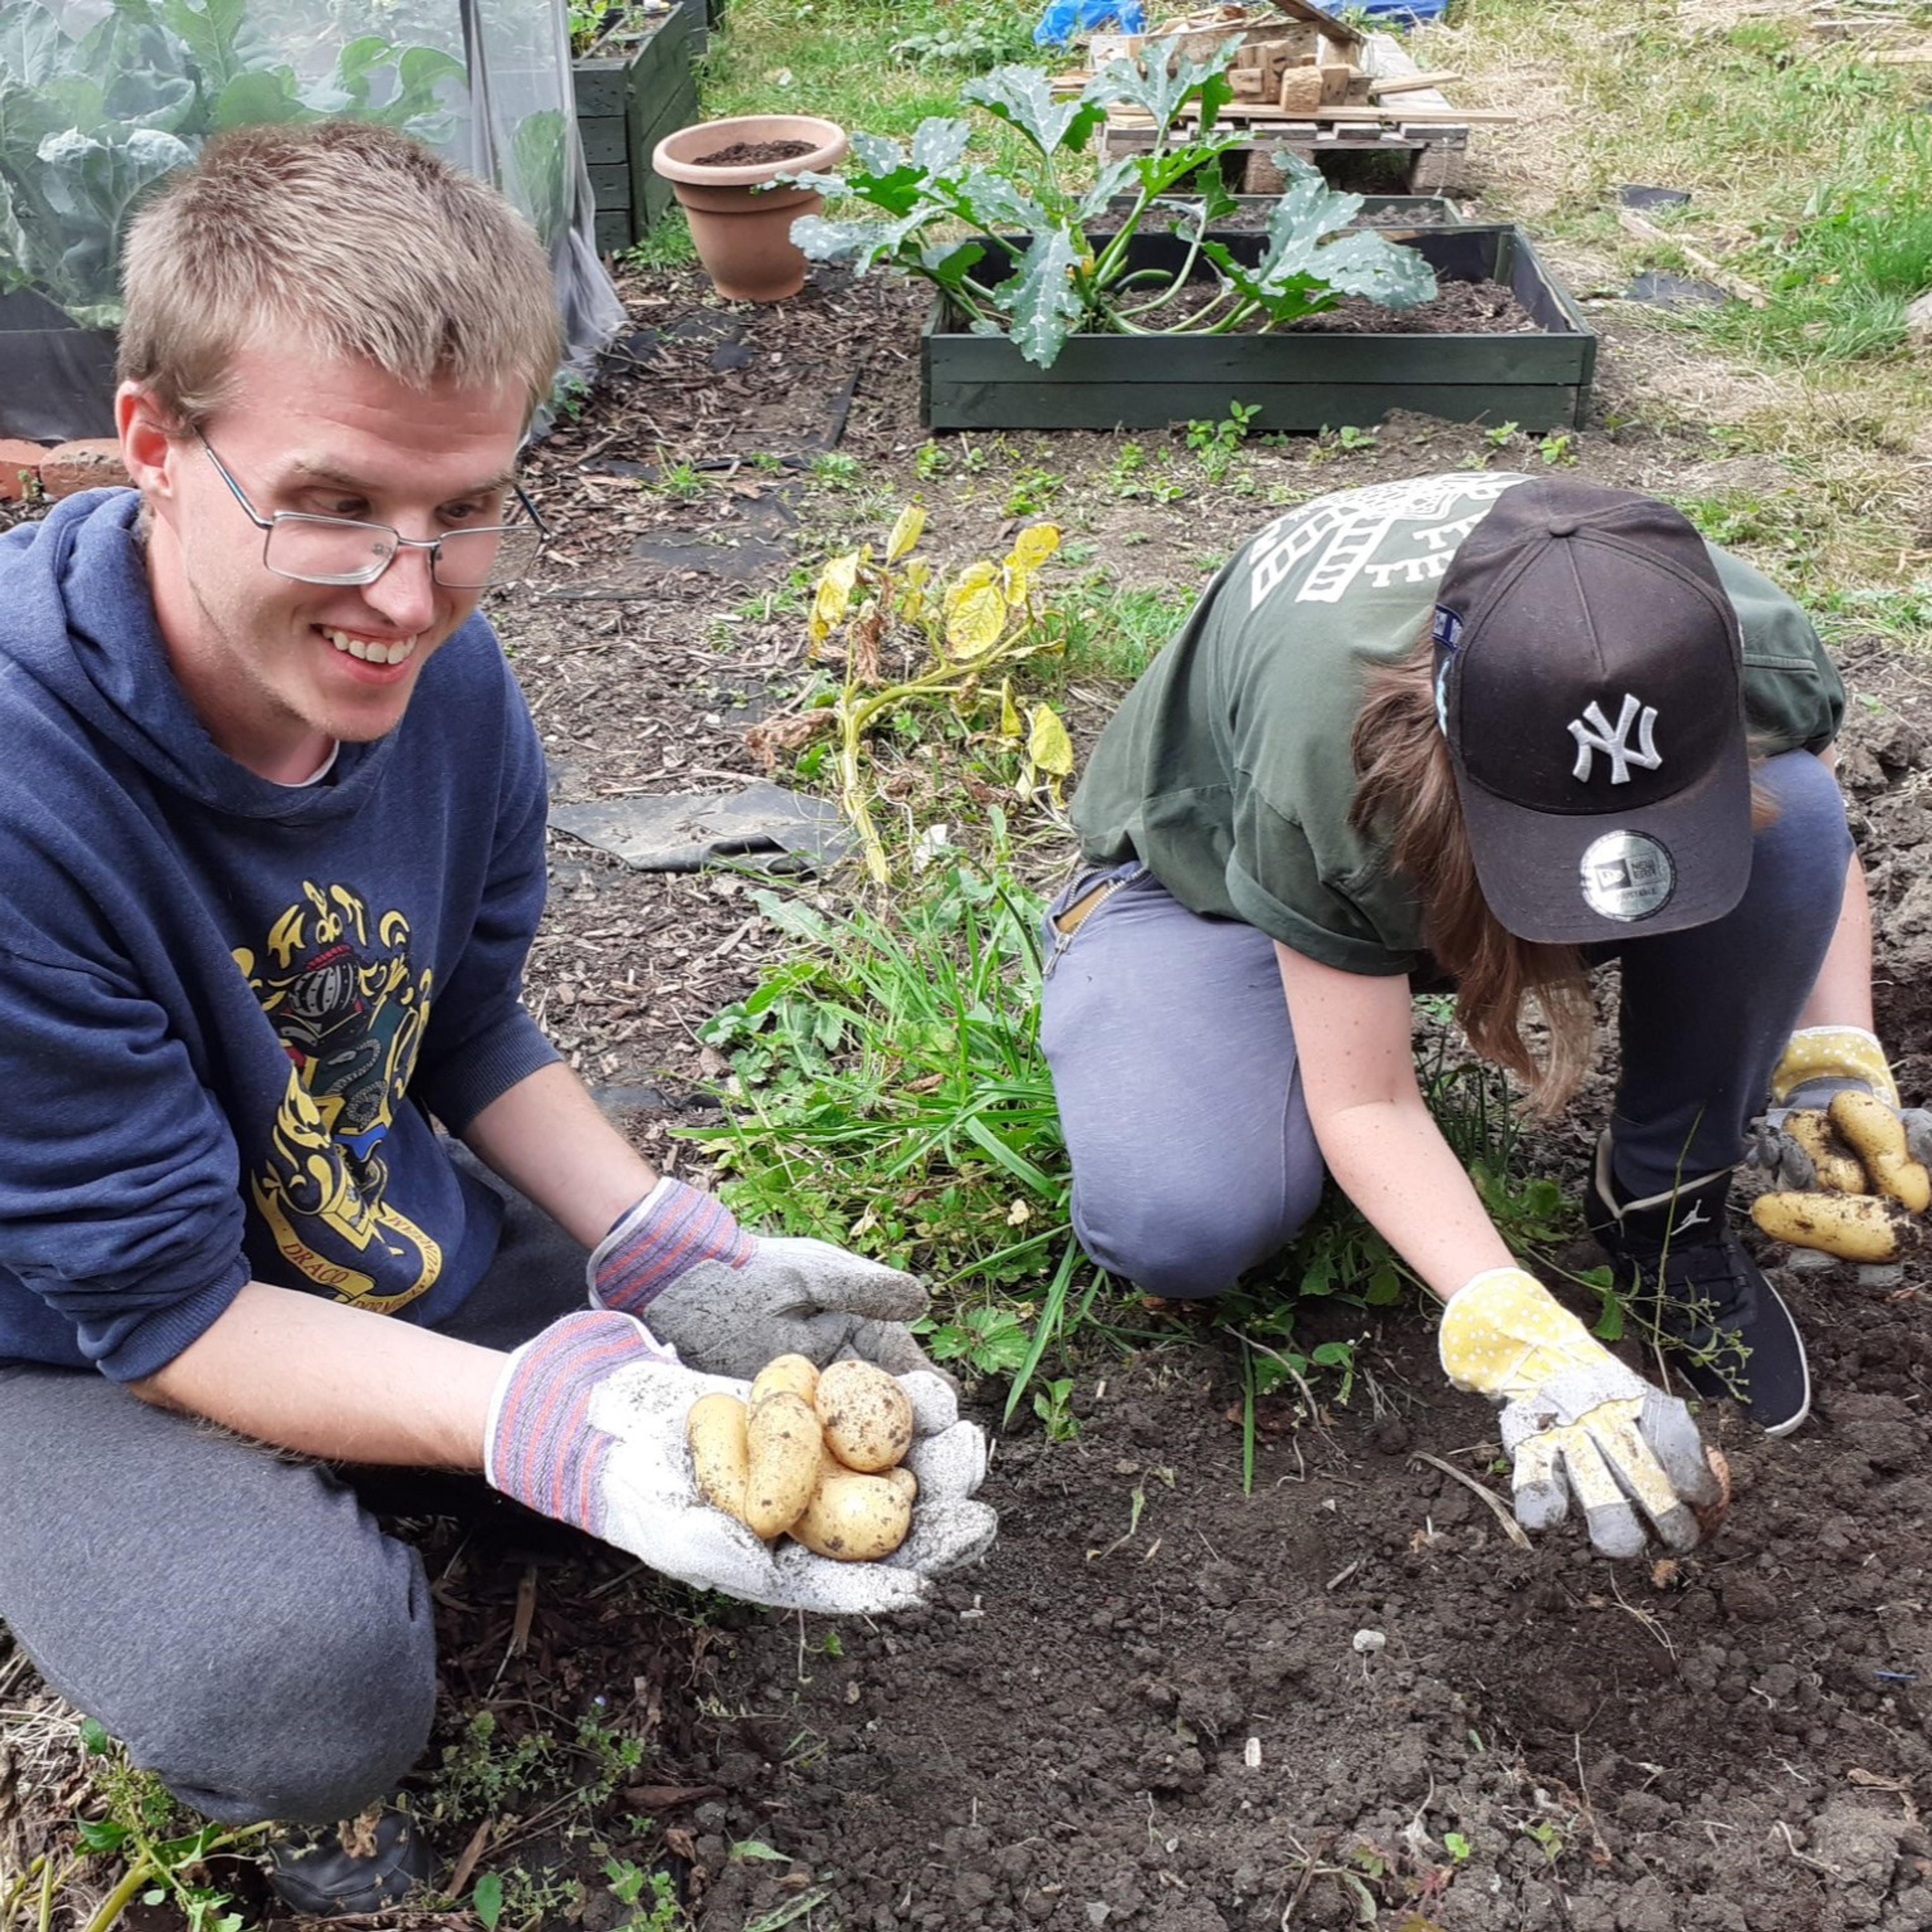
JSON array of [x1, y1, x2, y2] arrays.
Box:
[[0, 120, 990, 1916]]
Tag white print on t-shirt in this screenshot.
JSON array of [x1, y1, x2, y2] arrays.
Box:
[[1246, 472, 1530, 611]]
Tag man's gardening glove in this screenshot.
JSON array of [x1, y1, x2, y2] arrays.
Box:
[[486, 1310, 996, 1615], [590, 1176, 939, 1381], [1440, 1267, 1725, 1560], [1745, 1027, 1932, 1261]]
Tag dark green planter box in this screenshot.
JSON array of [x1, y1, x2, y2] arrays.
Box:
[[573, 5, 700, 254], [921, 224, 1597, 434]]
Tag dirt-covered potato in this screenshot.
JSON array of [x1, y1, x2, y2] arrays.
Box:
[[686, 1393, 752, 1524], [744, 1390, 823, 1538], [1782, 1109, 1869, 1195], [1828, 1091, 1931, 1213], [1751, 1190, 1920, 1262], [790, 1466, 914, 1561], [884, 1465, 918, 1505], [816, 1359, 914, 1473], [749, 1353, 821, 1410]]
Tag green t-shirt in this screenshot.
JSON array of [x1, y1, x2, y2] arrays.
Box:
[[1071, 472, 1846, 976]]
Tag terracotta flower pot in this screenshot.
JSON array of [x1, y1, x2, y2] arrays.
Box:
[[653, 114, 849, 303]]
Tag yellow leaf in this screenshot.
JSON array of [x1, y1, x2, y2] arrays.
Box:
[[903, 559, 932, 592], [811, 551, 861, 637], [884, 504, 927, 564], [943, 559, 999, 616], [1009, 525, 1061, 572], [1027, 703, 1074, 777], [946, 583, 1007, 657], [1002, 561, 1031, 608], [998, 677, 1023, 738]]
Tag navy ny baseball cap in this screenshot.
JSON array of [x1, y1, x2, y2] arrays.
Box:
[[1430, 478, 1751, 945]]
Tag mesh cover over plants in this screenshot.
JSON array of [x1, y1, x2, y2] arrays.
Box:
[[0, 0, 623, 428]]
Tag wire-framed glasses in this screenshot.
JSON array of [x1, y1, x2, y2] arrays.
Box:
[[197, 432, 545, 589]]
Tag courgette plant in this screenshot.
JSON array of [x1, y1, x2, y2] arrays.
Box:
[[783, 42, 1438, 370]]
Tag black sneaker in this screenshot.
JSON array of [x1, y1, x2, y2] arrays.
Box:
[[1585, 1134, 1811, 1436], [266, 1803, 433, 1917]]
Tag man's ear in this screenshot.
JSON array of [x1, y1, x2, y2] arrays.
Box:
[[117, 382, 182, 501]]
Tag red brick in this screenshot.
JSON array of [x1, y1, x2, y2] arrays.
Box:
[[40, 439, 129, 500], [0, 439, 48, 501]]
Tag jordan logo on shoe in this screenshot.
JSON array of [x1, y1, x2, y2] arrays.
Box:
[[1569, 693, 1661, 784]]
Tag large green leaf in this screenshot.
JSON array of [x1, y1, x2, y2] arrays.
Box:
[[1245, 156, 1437, 311], [792, 205, 939, 275], [909, 117, 972, 175], [949, 166, 1051, 238], [72, 4, 199, 134], [997, 227, 1087, 367], [156, 0, 266, 95], [963, 65, 1105, 155], [1199, 156, 1437, 323], [0, 3, 66, 92], [1089, 38, 1239, 139], [210, 66, 311, 130], [508, 106, 568, 236]]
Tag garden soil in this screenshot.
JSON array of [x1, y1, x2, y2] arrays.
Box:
[[6, 258, 1932, 1932]]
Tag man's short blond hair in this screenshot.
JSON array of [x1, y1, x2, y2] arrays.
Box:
[[118, 120, 562, 429]]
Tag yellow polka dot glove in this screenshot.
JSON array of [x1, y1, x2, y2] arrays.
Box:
[[1747, 1029, 1932, 1248], [1439, 1268, 1723, 1559]]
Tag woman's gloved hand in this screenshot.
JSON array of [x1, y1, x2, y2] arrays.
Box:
[[1440, 1267, 1725, 1559]]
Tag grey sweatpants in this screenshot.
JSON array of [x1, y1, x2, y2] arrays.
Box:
[[1040, 749, 1853, 1298], [0, 1178, 592, 1826]]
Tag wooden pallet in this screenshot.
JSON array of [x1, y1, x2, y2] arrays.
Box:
[[1097, 30, 1485, 196]]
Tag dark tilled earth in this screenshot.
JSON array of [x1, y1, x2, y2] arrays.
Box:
[[4, 254, 1932, 1932]]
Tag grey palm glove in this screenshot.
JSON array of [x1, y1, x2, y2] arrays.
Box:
[[486, 1310, 996, 1615], [590, 1176, 940, 1381]]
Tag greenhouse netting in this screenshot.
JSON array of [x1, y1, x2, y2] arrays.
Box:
[[0, 0, 625, 437]]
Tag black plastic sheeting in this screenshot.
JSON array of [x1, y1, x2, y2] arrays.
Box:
[[0, 290, 118, 442]]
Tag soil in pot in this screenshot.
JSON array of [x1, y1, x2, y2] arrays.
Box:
[[694, 137, 816, 166]]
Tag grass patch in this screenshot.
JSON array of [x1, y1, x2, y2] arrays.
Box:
[[1051, 579, 1192, 683], [700, 0, 1047, 179]]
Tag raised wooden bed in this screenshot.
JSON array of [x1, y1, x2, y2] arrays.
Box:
[[573, 4, 701, 254], [920, 224, 1596, 435]]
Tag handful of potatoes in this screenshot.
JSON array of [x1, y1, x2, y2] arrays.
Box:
[[1752, 1090, 1931, 1261], [686, 1356, 918, 1561]]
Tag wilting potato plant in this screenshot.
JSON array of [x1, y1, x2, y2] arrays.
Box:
[[749, 506, 1073, 881]]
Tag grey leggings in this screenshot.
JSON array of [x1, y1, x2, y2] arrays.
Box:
[[1040, 749, 1854, 1298], [0, 1180, 592, 1826]]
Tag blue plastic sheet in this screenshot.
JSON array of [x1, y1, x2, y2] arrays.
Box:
[[1033, 0, 1147, 47], [1352, 0, 1450, 20]]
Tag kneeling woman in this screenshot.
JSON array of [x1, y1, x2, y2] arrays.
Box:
[[1045, 475, 1890, 1555]]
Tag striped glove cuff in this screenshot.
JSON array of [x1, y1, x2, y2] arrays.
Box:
[[485, 1309, 674, 1532], [588, 1176, 756, 1315]]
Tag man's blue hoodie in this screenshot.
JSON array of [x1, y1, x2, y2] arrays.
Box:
[[0, 490, 559, 1380]]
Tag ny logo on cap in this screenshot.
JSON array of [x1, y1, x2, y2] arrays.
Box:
[[1569, 693, 1661, 785]]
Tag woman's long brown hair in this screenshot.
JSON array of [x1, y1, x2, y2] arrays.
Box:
[[1348, 632, 1597, 1114]]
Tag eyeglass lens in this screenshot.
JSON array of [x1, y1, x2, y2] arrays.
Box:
[[264, 516, 543, 588]]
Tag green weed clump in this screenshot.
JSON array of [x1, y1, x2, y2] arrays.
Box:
[[681, 834, 1109, 1415]]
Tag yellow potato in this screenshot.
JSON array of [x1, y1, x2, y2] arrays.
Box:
[[1828, 1091, 1931, 1213], [744, 1391, 822, 1539], [884, 1465, 918, 1505], [1782, 1109, 1869, 1196], [1750, 1190, 1917, 1262], [789, 1467, 913, 1561], [749, 1354, 821, 1410], [686, 1393, 751, 1524], [815, 1359, 915, 1473]]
